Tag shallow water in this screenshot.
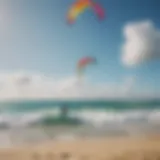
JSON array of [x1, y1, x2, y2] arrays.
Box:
[[0, 100, 160, 148]]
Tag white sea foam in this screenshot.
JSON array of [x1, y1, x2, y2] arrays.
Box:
[[0, 107, 159, 128], [0, 107, 160, 148]]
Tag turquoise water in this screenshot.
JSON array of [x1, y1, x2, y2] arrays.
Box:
[[1, 99, 160, 111], [0, 99, 159, 147], [0, 99, 159, 127]]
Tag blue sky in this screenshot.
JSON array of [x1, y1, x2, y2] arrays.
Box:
[[0, 0, 159, 100]]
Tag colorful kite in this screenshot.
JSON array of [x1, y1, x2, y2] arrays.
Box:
[[77, 57, 97, 79], [67, 0, 105, 24]]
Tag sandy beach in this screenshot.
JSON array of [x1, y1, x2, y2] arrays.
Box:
[[0, 136, 160, 160]]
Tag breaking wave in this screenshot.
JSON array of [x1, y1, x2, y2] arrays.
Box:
[[0, 107, 160, 128]]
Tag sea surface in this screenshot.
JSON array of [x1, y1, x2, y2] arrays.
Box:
[[0, 99, 159, 148]]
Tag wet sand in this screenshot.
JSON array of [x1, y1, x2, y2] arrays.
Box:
[[0, 136, 160, 160]]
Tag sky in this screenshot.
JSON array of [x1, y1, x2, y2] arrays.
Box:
[[0, 0, 159, 100]]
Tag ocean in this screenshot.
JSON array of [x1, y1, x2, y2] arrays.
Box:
[[0, 99, 160, 148]]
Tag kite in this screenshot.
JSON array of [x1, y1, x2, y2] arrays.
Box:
[[67, 0, 105, 24], [77, 57, 97, 80]]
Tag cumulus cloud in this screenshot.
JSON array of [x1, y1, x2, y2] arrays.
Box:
[[0, 71, 157, 101], [122, 20, 160, 66]]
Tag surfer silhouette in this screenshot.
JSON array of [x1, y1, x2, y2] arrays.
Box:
[[61, 104, 68, 118]]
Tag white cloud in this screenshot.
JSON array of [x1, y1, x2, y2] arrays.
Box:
[[122, 20, 160, 67], [0, 71, 157, 101]]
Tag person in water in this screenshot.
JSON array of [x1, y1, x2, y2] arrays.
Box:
[[61, 104, 68, 118]]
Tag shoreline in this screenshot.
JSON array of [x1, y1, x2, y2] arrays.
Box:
[[0, 135, 160, 159]]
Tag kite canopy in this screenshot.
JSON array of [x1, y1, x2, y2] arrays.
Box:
[[78, 57, 96, 68], [77, 57, 97, 79], [67, 0, 105, 24]]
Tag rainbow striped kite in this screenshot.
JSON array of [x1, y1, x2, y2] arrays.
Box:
[[67, 0, 105, 24]]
